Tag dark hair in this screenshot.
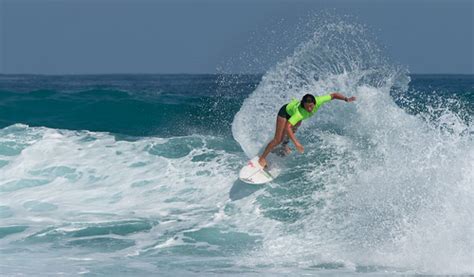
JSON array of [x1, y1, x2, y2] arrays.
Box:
[[300, 94, 316, 106]]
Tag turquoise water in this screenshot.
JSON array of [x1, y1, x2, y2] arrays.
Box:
[[0, 21, 473, 276]]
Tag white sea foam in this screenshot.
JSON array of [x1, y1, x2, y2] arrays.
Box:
[[0, 124, 247, 273]]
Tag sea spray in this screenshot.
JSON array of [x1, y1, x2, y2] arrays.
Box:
[[232, 19, 407, 158]]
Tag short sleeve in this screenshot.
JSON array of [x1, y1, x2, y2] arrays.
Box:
[[315, 94, 332, 108], [288, 114, 302, 126]]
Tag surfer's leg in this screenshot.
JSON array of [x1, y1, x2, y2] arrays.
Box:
[[259, 116, 287, 167]]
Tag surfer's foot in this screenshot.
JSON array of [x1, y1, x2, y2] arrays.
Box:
[[258, 157, 267, 168]]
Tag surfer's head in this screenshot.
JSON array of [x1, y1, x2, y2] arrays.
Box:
[[301, 94, 316, 112]]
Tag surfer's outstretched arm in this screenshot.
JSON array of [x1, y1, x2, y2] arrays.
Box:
[[330, 92, 356, 102]]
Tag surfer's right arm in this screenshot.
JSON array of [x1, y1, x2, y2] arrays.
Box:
[[285, 122, 304, 153]]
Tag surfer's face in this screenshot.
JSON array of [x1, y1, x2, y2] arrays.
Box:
[[304, 102, 315, 112]]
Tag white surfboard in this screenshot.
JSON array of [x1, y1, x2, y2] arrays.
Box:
[[239, 155, 282, 184]]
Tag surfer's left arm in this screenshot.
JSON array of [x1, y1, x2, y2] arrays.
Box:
[[330, 92, 356, 102]]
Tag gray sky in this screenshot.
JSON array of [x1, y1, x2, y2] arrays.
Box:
[[1, 0, 473, 74]]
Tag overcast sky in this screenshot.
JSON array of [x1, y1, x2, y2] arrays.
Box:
[[1, 0, 472, 74]]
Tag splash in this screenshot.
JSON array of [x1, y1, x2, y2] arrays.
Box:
[[232, 18, 408, 157]]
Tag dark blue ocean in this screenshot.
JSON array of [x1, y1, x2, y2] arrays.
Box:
[[0, 22, 473, 276]]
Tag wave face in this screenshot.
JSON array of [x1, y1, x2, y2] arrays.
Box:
[[1, 21, 473, 275]]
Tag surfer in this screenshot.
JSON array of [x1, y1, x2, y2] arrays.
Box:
[[258, 93, 356, 168]]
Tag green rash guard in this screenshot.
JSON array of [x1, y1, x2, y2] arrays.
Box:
[[286, 94, 332, 126]]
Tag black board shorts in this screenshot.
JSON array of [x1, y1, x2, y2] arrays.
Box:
[[278, 104, 291, 120]]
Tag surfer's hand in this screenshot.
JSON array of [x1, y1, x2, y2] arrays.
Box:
[[295, 143, 304, 153], [345, 96, 356, 102]]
